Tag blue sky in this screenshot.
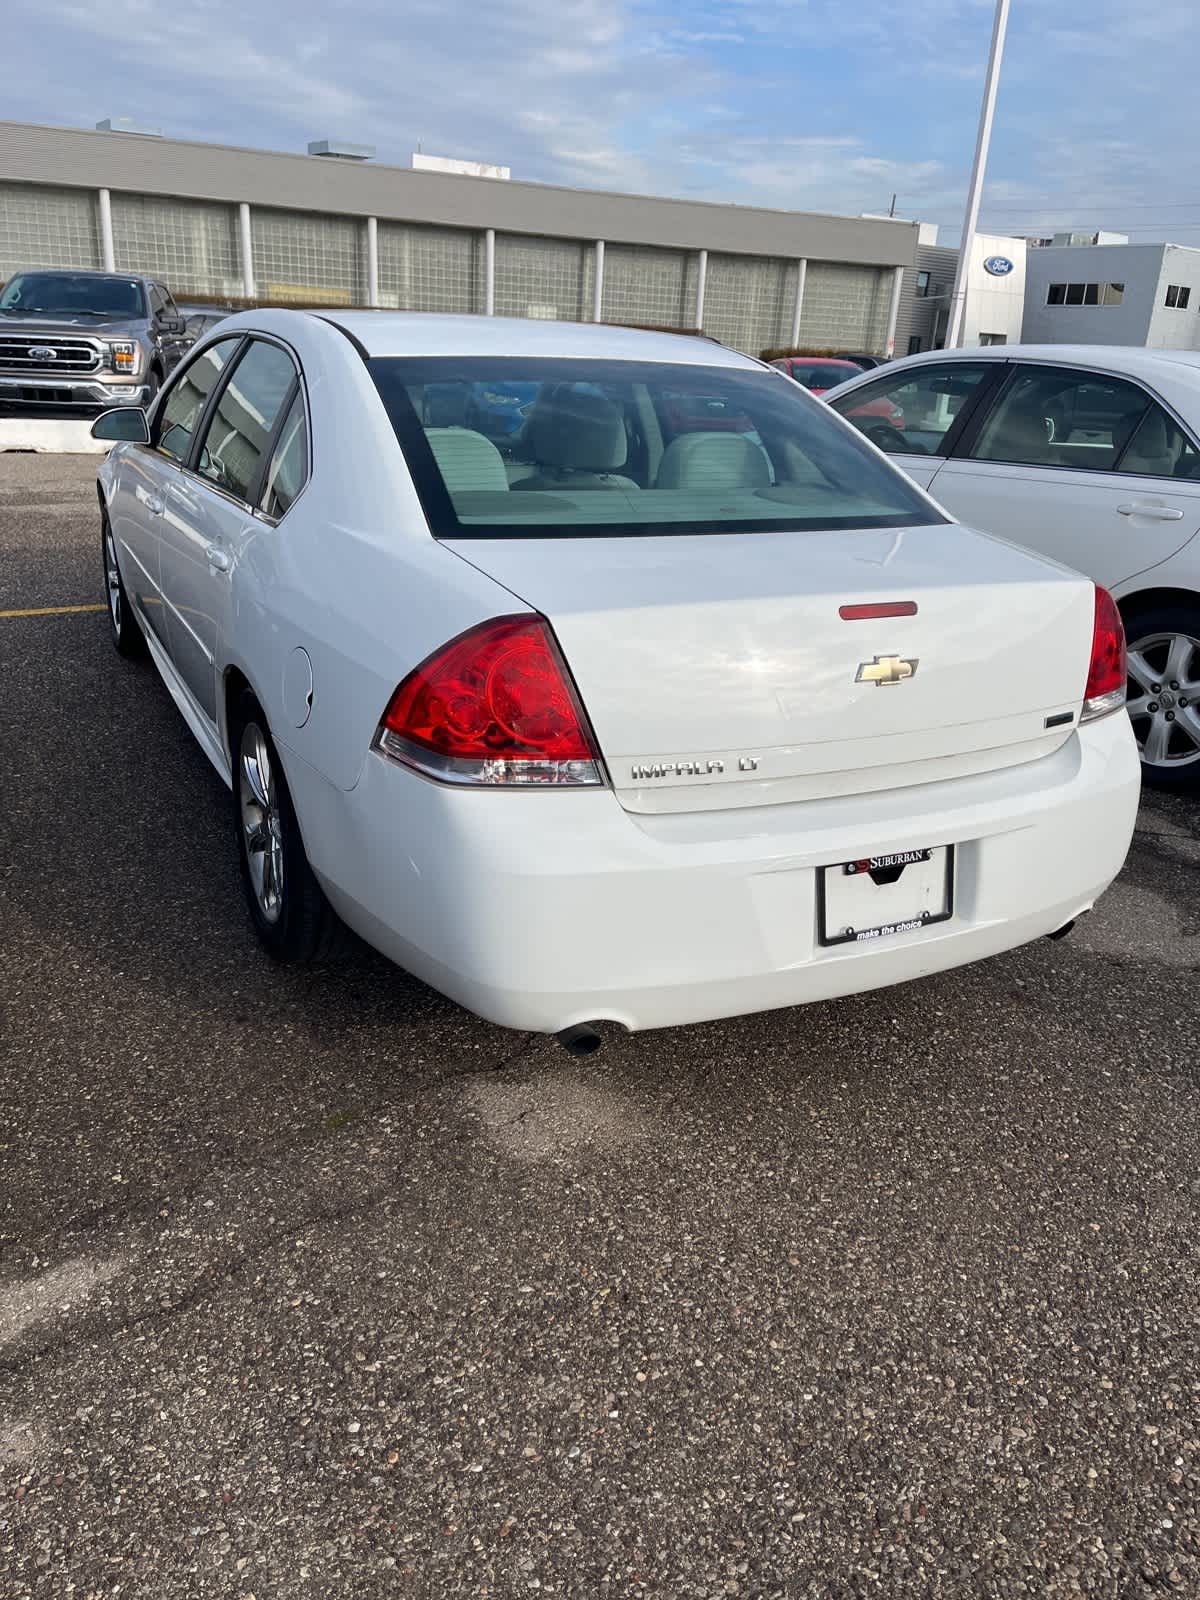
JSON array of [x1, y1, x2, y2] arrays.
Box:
[[6, 0, 1198, 244]]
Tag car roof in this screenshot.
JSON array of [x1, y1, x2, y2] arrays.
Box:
[[839, 343, 1200, 386], [9, 266, 153, 282], [319, 311, 759, 368]]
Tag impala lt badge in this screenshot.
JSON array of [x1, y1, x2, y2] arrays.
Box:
[[856, 654, 918, 687], [631, 755, 759, 780]]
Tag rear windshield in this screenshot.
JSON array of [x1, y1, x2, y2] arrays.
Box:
[[787, 362, 857, 389], [369, 357, 944, 539]]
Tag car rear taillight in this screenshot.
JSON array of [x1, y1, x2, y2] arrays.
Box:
[[376, 614, 605, 786], [1081, 585, 1126, 723]]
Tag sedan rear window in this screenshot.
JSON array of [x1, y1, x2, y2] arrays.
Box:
[[369, 357, 944, 539]]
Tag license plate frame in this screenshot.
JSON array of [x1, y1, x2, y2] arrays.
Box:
[[817, 845, 955, 948]]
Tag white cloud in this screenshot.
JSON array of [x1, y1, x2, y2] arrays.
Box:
[[3, 0, 1198, 243]]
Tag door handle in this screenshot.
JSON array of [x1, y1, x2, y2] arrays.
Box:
[[1117, 502, 1185, 521], [206, 544, 231, 572], [145, 494, 164, 516]]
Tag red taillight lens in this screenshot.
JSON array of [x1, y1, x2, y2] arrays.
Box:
[[1082, 585, 1126, 722], [376, 615, 604, 786]]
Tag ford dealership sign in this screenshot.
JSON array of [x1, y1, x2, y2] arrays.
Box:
[[983, 255, 1015, 277]]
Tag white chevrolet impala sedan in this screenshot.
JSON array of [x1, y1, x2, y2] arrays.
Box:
[[94, 311, 1140, 1044]]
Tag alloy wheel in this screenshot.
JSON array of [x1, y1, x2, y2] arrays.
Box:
[[1126, 630, 1200, 770], [103, 522, 122, 633], [238, 722, 285, 923]]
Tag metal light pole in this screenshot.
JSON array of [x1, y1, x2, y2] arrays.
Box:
[[946, 0, 1011, 348]]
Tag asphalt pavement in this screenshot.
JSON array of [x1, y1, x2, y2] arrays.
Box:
[[2, 451, 1199, 1598]]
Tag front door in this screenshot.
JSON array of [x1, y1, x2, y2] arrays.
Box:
[[826, 359, 1004, 491]]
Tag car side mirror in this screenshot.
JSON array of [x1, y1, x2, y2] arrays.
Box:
[[91, 408, 150, 443], [160, 314, 186, 334]]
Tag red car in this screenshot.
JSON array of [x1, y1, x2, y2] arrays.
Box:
[[770, 356, 904, 444]]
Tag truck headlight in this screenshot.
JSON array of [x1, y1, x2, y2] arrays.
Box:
[[107, 341, 138, 374]]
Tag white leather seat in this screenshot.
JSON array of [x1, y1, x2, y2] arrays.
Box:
[[425, 428, 510, 494], [514, 389, 638, 491], [655, 432, 772, 491], [1120, 410, 1183, 478]]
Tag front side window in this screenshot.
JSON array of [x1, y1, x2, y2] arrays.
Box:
[[0, 271, 145, 319], [195, 340, 297, 503], [154, 336, 242, 464], [971, 366, 1153, 470], [370, 357, 944, 538], [828, 362, 992, 455]]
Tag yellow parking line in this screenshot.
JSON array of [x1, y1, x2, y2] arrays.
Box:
[[0, 604, 107, 619]]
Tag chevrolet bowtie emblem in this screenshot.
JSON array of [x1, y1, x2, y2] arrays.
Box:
[[856, 654, 919, 686]]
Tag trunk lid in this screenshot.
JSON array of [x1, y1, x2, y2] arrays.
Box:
[[447, 523, 1095, 814]]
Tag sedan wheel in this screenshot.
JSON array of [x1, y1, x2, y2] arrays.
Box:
[[231, 690, 344, 961], [238, 721, 285, 924], [101, 512, 146, 659], [1125, 616, 1200, 789]]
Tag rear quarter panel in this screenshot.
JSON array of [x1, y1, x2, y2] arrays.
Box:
[[219, 315, 524, 792]]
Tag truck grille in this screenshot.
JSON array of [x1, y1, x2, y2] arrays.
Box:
[[0, 335, 103, 375]]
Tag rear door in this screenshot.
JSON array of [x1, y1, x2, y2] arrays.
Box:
[[930, 361, 1200, 589], [158, 336, 301, 727], [826, 359, 1004, 490]]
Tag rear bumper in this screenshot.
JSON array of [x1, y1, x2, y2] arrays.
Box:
[[0, 374, 151, 413], [286, 714, 1140, 1034]]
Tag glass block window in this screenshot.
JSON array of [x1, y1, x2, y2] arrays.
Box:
[[377, 222, 482, 313], [703, 255, 796, 353], [251, 207, 364, 303], [800, 262, 890, 350], [494, 234, 589, 322], [601, 243, 693, 328], [112, 193, 241, 298], [0, 182, 100, 279]]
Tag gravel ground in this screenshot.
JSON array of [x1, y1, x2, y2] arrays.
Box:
[[1, 452, 1198, 1598]]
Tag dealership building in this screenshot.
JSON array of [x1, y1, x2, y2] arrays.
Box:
[[1023, 237, 1200, 351], [0, 118, 931, 358]]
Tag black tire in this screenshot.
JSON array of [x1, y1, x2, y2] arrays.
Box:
[[144, 369, 162, 408], [1122, 602, 1200, 793], [230, 690, 343, 961], [101, 507, 147, 659]]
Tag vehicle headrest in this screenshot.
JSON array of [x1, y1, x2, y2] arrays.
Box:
[[528, 388, 628, 472]]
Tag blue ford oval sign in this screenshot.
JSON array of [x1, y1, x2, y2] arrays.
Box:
[[983, 255, 1015, 277]]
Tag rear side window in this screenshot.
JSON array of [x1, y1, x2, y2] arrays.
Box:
[[195, 339, 297, 503], [369, 356, 943, 539], [971, 366, 1153, 471], [261, 392, 308, 518], [155, 336, 241, 463], [828, 362, 992, 455]]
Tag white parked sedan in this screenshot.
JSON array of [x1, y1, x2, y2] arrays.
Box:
[[93, 312, 1139, 1044], [824, 344, 1200, 791]]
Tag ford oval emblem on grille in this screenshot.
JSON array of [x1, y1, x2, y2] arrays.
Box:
[[28, 346, 58, 363]]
